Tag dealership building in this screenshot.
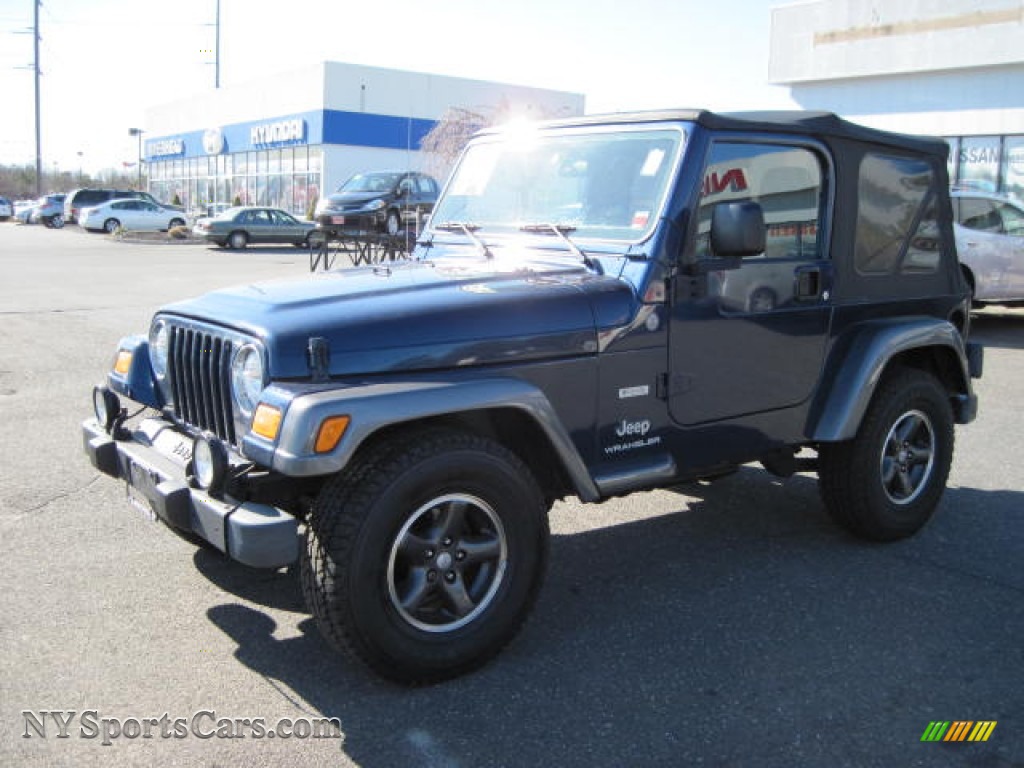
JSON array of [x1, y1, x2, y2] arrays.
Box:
[[142, 61, 585, 215], [770, 0, 1024, 200]]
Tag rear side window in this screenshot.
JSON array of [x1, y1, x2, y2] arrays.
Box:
[[855, 154, 941, 274]]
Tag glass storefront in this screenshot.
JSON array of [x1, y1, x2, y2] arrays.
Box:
[[149, 146, 322, 216], [946, 134, 1024, 202]]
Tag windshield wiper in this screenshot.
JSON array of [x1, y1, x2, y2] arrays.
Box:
[[520, 223, 601, 272], [434, 221, 493, 260]]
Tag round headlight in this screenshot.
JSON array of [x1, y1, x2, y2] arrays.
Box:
[[149, 320, 169, 378], [231, 344, 264, 416], [366, 198, 386, 211]]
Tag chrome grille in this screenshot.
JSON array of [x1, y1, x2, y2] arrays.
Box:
[[167, 325, 236, 444]]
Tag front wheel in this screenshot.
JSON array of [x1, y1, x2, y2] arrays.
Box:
[[301, 429, 549, 684], [168, 218, 185, 229], [385, 210, 401, 236], [818, 369, 954, 541]]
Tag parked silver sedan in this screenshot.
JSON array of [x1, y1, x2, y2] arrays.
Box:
[[193, 206, 316, 249], [953, 190, 1024, 306]]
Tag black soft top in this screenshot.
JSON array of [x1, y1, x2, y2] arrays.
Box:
[[484, 109, 948, 159]]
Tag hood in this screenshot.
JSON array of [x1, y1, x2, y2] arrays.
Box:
[[161, 253, 638, 379]]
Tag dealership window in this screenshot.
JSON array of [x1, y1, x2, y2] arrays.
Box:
[[1004, 137, 1024, 203], [267, 149, 281, 175], [957, 136, 1000, 192]]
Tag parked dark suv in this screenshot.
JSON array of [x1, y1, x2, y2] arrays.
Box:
[[64, 188, 179, 224], [315, 170, 438, 236], [84, 110, 982, 684]]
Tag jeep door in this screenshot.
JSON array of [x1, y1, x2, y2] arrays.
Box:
[[669, 140, 832, 426]]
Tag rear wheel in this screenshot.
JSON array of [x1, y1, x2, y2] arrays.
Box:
[[50, 214, 64, 229], [818, 369, 954, 541], [228, 231, 247, 249], [103, 218, 120, 234], [169, 218, 185, 229], [302, 428, 549, 684]]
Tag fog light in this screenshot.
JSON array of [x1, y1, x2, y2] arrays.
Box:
[[92, 386, 120, 432], [192, 434, 228, 495]]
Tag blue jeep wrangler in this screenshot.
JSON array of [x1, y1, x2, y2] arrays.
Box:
[[84, 110, 982, 683]]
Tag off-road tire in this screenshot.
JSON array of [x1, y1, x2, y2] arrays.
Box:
[[301, 428, 549, 684], [819, 368, 954, 541]]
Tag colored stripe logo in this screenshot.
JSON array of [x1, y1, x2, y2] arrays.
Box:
[[921, 721, 997, 742]]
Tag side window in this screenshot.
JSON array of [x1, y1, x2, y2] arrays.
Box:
[[958, 197, 1001, 232], [855, 154, 940, 274], [995, 200, 1024, 235], [416, 176, 435, 195], [696, 142, 823, 261]]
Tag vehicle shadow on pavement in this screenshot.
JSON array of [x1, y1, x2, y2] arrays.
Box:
[[194, 469, 1024, 767]]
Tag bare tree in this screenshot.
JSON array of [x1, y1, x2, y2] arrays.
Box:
[[420, 101, 574, 179]]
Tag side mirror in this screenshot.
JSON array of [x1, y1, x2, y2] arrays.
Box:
[[711, 201, 765, 258]]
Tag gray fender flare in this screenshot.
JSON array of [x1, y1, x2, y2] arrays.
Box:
[[247, 376, 600, 501], [810, 317, 972, 443]]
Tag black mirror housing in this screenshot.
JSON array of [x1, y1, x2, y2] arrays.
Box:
[[711, 201, 765, 258]]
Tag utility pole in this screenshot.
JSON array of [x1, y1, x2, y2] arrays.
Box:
[[33, 0, 42, 196], [215, 0, 220, 88]]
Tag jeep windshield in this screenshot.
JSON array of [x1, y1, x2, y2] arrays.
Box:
[[430, 126, 683, 244]]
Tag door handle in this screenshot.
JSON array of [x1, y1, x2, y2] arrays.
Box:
[[794, 265, 823, 300]]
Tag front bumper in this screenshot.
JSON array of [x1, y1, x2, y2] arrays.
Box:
[[316, 210, 385, 234], [83, 418, 299, 568]]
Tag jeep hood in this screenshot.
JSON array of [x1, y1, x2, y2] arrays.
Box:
[[161, 257, 637, 378]]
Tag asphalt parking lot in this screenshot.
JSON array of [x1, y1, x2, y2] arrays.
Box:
[[1, 222, 1021, 767]]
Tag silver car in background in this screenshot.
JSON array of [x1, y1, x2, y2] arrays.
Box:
[[953, 189, 1024, 306]]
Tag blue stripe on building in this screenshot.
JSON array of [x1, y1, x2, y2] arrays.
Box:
[[145, 110, 438, 161]]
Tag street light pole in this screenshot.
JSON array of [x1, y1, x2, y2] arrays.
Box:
[[128, 128, 144, 188]]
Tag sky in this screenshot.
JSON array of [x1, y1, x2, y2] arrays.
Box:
[[0, 0, 794, 174]]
